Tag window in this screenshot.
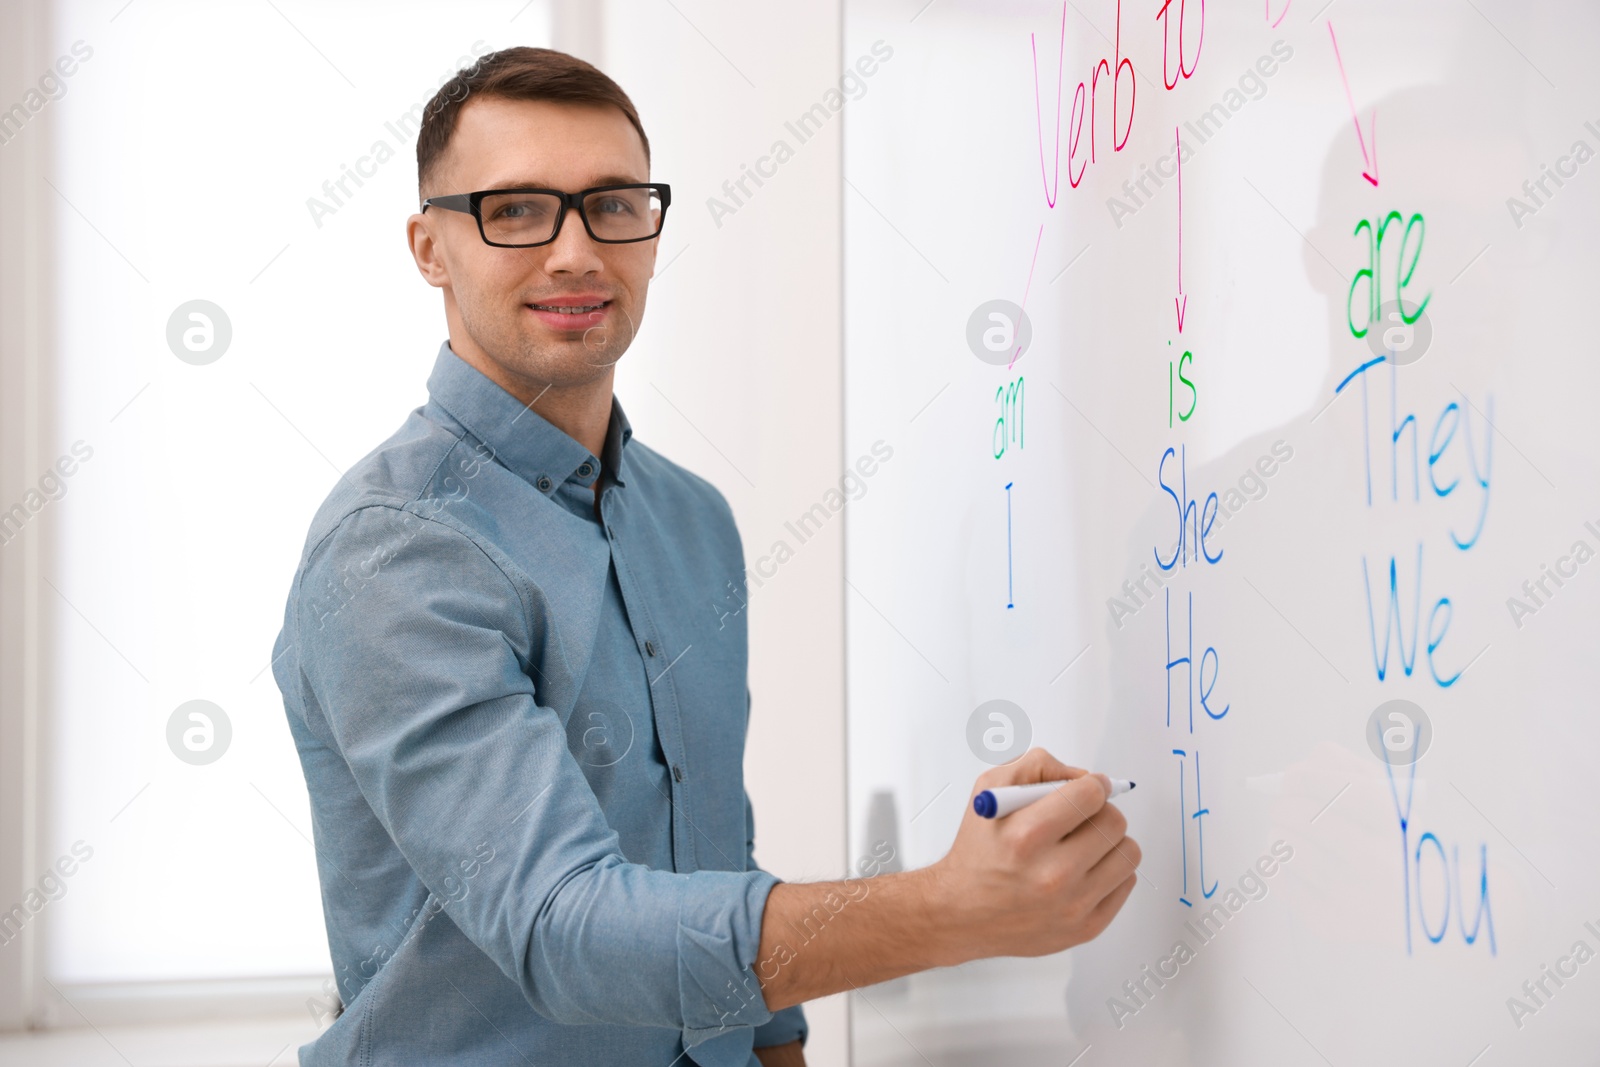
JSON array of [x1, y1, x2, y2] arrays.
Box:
[[41, 0, 550, 1000]]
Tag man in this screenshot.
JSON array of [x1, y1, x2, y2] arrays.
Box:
[[272, 46, 1139, 1067]]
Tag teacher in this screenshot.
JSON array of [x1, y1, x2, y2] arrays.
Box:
[[270, 45, 1140, 1067]]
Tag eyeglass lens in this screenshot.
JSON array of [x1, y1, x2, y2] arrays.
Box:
[[480, 188, 662, 245]]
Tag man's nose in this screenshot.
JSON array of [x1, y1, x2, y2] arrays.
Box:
[[541, 206, 607, 273]]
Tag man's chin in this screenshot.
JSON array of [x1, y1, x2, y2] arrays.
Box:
[[505, 338, 625, 380], [554, 307, 635, 368]]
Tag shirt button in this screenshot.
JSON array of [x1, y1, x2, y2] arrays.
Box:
[[672, 763, 684, 782], [577, 462, 594, 478], [645, 640, 657, 657], [536, 475, 553, 492]]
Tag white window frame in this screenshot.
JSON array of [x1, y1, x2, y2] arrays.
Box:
[[0, 0, 53, 1031]]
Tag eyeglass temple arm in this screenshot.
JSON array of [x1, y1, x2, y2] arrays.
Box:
[[420, 194, 474, 213]]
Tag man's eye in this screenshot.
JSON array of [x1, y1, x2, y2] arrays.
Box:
[[494, 201, 549, 220]]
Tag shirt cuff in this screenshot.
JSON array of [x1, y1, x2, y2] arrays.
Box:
[[677, 867, 781, 1065]]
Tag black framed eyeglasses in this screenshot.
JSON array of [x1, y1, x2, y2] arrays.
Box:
[[421, 183, 671, 248]]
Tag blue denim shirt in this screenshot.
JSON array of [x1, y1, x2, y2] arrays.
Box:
[[271, 341, 806, 1066]]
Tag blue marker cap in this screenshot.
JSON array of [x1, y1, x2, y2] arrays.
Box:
[[972, 790, 998, 818]]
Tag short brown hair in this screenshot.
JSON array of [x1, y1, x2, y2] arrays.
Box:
[[415, 46, 650, 199]]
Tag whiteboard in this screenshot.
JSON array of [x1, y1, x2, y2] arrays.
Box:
[[842, 0, 1600, 1063]]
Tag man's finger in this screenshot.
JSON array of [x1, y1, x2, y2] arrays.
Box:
[[1080, 827, 1141, 897], [979, 751, 1107, 793], [1049, 800, 1128, 877], [1012, 747, 1088, 787], [980, 747, 1092, 791], [1079, 869, 1138, 939], [1002, 772, 1110, 842]]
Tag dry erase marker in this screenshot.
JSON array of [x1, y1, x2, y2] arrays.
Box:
[[972, 779, 1135, 819]]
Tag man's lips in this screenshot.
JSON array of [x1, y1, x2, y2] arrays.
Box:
[[525, 297, 612, 331]]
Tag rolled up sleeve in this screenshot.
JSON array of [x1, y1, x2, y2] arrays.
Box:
[[294, 503, 780, 1052], [752, 998, 809, 1049]]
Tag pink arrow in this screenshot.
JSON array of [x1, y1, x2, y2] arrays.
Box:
[[1175, 125, 1187, 333], [1010, 223, 1044, 370], [1328, 22, 1379, 186]]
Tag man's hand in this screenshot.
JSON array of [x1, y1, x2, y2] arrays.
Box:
[[924, 747, 1141, 963], [753, 747, 1139, 1012]]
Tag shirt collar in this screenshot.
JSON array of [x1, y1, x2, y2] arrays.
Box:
[[425, 340, 632, 495]]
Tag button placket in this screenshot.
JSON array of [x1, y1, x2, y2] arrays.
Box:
[[608, 536, 695, 872]]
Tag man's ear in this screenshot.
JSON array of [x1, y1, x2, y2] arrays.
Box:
[[408, 212, 450, 289]]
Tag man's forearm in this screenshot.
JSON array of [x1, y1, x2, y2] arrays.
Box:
[[755, 868, 962, 1012]]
